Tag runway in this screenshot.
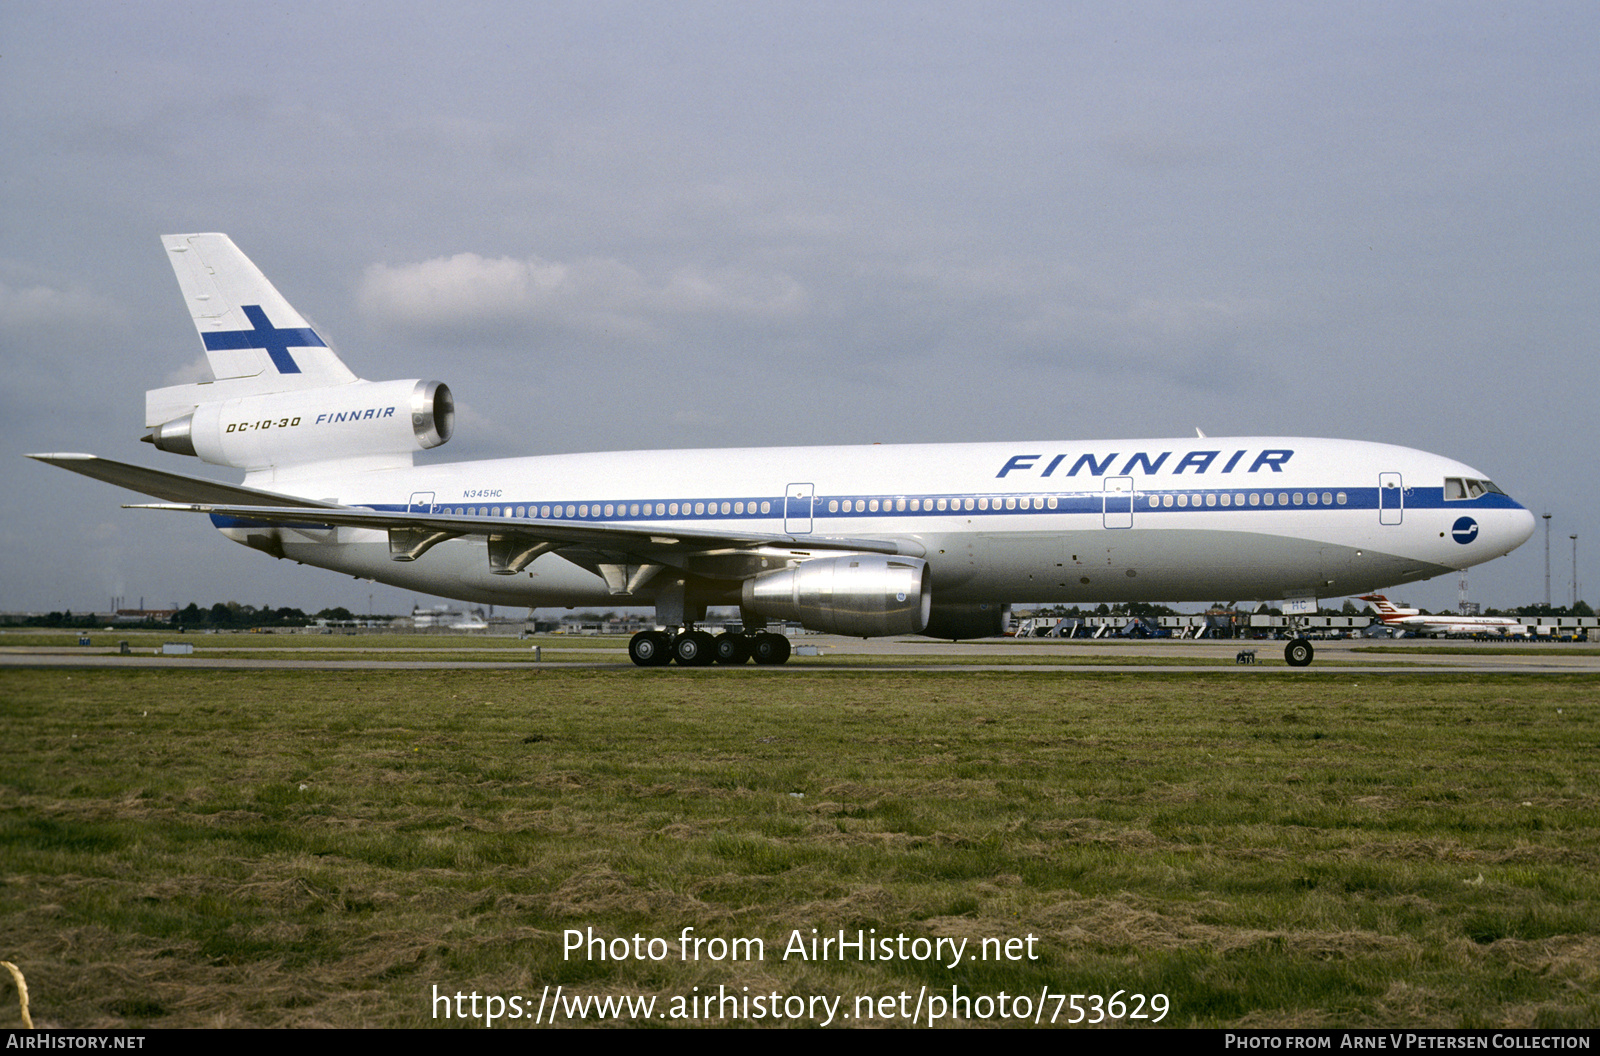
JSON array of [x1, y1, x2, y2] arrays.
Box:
[[3, 634, 1597, 673]]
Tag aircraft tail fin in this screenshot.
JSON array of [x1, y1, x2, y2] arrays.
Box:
[[140, 235, 452, 476], [1358, 594, 1416, 619], [147, 234, 361, 428], [162, 233, 357, 386]]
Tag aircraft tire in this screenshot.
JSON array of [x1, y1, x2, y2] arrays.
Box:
[[674, 630, 717, 666], [750, 632, 791, 665], [629, 631, 673, 667], [713, 632, 751, 665], [1284, 638, 1315, 667]]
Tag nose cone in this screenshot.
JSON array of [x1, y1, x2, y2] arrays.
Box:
[[1491, 502, 1537, 557], [1510, 505, 1536, 549]]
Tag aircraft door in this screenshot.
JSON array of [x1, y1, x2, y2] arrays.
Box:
[[784, 483, 814, 534], [409, 491, 436, 514], [1379, 473, 1403, 525], [1103, 476, 1134, 529]]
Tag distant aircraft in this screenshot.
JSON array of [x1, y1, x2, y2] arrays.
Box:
[[30, 234, 1537, 667], [1358, 594, 1526, 637]]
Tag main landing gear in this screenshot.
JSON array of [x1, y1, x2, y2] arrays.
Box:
[[628, 630, 792, 667]]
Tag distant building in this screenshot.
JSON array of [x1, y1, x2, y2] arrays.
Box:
[[115, 609, 178, 622]]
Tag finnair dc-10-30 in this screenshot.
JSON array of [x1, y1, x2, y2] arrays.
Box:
[[30, 234, 1536, 667]]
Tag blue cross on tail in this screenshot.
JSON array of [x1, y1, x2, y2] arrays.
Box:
[[200, 305, 326, 374]]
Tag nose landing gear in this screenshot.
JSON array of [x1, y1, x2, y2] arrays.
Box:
[[1284, 638, 1314, 667]]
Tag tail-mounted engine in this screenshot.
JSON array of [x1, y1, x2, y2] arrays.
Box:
[[143, 379, 453, 472], [741, 554, 932, 636]]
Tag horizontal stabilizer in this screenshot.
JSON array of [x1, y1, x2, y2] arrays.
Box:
[[24, 453, 339, 508]]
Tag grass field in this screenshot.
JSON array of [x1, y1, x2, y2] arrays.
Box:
[[2, 666, 1596, 1028]]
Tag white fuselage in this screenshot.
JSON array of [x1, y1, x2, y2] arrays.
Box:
[[226, 435, 1536, 610], [1374, 614, 1525, 636]]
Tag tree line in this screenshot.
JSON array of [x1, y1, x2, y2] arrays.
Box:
[[8, 602, 389, 629]]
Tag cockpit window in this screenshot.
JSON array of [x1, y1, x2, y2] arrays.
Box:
[[1445, 477, 1503, 500]]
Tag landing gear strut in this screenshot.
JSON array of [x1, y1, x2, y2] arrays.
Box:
[[628, 630, 793, 668]]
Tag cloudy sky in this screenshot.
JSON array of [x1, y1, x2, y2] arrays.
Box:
[[3, 2, 1595, 616]]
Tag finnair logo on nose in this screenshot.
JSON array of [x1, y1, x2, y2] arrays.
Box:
[[1452, 516, 1480, 544]]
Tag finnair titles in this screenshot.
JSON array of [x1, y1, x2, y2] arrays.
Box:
[[29, 233, 1536, 668], [996, 449, 1292, 477]]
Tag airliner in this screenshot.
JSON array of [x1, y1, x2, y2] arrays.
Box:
[[28, 234, 1537, 667], [1358, 595, 1526, 637]]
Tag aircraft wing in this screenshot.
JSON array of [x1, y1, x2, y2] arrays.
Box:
[[25, 453, 341, 508], [125, 501, 925, 572]]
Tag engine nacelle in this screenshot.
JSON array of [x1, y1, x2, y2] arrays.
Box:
[[741, 555, 932, 637], [920, 602, 1012, 641], [144, 379, 454, 471]]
